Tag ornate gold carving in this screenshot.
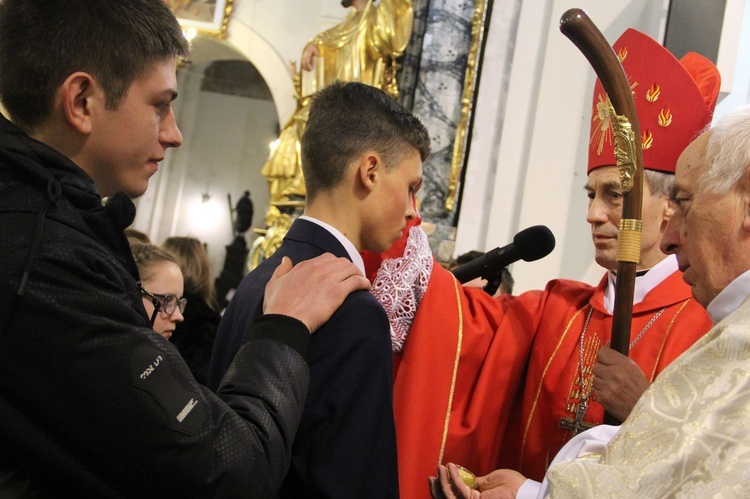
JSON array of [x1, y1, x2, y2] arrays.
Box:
[[218, 0, 234, 38], [609, 102, 640, 194], [445, 0, 489, 211]]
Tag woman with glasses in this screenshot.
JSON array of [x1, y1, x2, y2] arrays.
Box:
[[131, 242, 187, 340]]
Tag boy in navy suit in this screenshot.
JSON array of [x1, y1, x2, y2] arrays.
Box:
[[210, 80, 431, 497]]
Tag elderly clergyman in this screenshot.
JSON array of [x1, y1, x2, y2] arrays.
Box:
[[433, 104, 750, 497]]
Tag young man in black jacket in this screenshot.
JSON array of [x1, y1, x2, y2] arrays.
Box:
[[0, 0, 368, 496]]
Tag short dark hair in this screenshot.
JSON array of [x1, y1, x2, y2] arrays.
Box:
[[450, 250, 485, 269], [301, 81, 431, 199], [0, 0, 189, 130]]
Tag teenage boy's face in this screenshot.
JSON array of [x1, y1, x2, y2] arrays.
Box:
[[86, 58, 183, 199], [363, 148, 422, 253]]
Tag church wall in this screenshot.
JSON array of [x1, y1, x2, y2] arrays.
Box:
[[226, 0, 349, 123], [459, 0, 750, 293], [167, 91, 277, 276]]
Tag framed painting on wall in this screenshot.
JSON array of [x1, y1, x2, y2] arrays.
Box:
[[167, 0, 234, 38]]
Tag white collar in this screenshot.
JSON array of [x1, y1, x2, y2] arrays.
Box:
[[706, 269, 750, 325], [603, 254, 678, 315], [299, 215, 365, 277]]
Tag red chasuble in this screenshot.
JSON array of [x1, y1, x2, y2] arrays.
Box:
[[391, 263, 710, 497], [392, 263, 539, 498]]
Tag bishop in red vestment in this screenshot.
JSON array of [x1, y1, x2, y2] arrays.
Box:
[[364, 28, 721, 497]]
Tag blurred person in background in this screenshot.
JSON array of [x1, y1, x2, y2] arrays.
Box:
[[163, 236, 221, 384]]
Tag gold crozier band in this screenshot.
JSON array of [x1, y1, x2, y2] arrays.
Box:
[[617, 219, 642, 263]]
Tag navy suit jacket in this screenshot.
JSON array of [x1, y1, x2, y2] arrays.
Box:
[[209, 218, 399, 498]]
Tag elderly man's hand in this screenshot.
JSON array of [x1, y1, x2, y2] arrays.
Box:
[[263, 254, 370, 333], [429, 464, 525, 499], [592, 344, 650, 421]]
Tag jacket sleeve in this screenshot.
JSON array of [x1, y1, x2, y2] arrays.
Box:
[[0, 232, 309, 497], [293, 291, 399, 498], [214, 315, 310, 492]]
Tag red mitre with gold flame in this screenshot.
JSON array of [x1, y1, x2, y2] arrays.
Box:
[[588, 28, 721, 174]]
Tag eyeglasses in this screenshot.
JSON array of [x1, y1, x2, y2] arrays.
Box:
[[139, 283, 187, 326]]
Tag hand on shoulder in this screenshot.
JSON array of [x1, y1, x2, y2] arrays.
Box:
[[263, 254, 370, 333]]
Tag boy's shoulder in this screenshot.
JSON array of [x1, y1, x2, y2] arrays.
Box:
[[324, 284, 389, 331]]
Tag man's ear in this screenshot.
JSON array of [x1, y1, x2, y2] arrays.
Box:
[[662, 195, 675, 221], [357, 152, 381, 193], [59, 72, 97, 135], [658, 196, 675, 235]]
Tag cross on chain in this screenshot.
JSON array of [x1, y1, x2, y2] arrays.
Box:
[[559, 399, 595, 436]]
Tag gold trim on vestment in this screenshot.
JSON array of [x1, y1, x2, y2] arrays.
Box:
[[520, 298, 691, 468], [648, 299, 691, 381], [438, 277, 464, 465], [519, 305, 589, 469]]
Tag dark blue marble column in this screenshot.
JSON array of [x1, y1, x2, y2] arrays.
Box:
[[397, 0, 430, 110], [411, 0, 476, 261]]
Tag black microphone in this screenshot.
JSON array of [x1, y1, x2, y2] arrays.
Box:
[[451, 225, 556, 284]]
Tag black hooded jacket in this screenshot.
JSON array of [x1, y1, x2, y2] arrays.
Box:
[[170, 292, 222, 385], [0, 115, 309, 497]]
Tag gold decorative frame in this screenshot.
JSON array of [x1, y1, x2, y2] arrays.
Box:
[[168, 0, 234, 39], [446, 0, 490, 211]]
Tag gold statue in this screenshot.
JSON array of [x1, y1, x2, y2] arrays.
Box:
[[249, 206, 293, 270], [261, 0, 414, 204]]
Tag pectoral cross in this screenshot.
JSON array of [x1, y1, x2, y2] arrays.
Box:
[[559, 400, 594, 436]]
